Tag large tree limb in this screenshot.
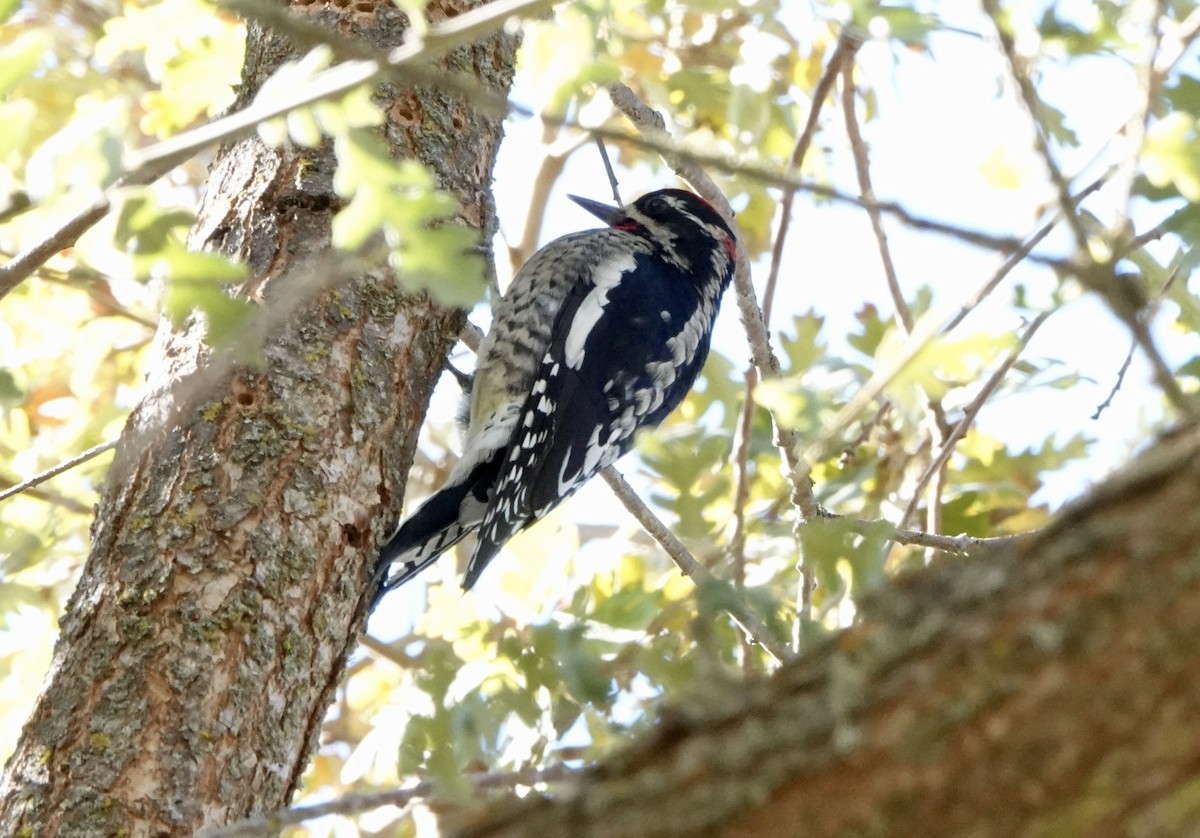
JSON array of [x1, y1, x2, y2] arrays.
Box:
[[457, 421, 1200, 837]]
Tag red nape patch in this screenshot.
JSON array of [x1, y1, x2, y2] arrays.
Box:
[[722, 236, 738, 262]]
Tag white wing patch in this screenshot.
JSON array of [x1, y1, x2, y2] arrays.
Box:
[[563, 251, 637, 369]]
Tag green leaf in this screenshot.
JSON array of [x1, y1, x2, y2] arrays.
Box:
[[0, 582, 43, 627], [556, 626, 613, 705], [864, 8, 941, 47], [1178, 355, 1200, 382], [1034, 100, 1080, 148], [0, 0, 21, 25], [332, 130, 484, 307], [398, 716, 430, 775], [115, 192, 195, 253], [0, 369, 23, 405], [0, 31, 52, 97], [1165, 75, 1200, 118], [589, 586, 663, 631], [780, 312, 827, 374], [1144, 113, 1200, 201], [150, 247, 252, 347], [848, 303, 889, 358], [0, 528, 43, 578]]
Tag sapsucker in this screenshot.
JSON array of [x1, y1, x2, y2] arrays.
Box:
[[372, 188, 738, 602]]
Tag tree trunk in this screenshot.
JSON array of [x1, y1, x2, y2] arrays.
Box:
[[0, 2, 516, 834], [462, 423, 1200, 838]]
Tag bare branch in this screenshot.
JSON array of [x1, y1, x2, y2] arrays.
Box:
[[0, 440, 118, 506], [979, 3, 1195, 421], [1108, 0, 1167, 223], [840, 518, 1030, 555], [0, 195, 121, 302], [842, 62, 911, 334], [1092, 339, 1137, 421], [359, 633, 420, 669], [594, 135, 622, 205], [942, 173, 1108, 334], [511, 125, 588, 269], [459, 319, 484, 352], [761, 32, 861, 329], [138, 0, 551, 172], [2, 22, 1083, 309]]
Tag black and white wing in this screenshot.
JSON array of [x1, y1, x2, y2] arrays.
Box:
[[460, 249, 723, 589]]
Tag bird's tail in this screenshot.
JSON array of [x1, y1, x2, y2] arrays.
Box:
[[370, 457, 498, 607]]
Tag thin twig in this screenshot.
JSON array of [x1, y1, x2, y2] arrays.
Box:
[[1120, 214, 1175, 258], [0, 483, 93, 515], [359, 633, 419, 668], [1092, 259, 1187, 420], [840, 518, 1030, 555], [843, 61, 950, 553], [1092, 340, 1137, 420], [1108, 0, 1167, 225], [194, 764, 580, 838], [727, 363, 756, 597], [0, 441, 118, 506], [842, 63, 912, 334], [459, 319, 484, 352], [899, 311, 1053, 529], [760, 32, 861, 329], [594, 135, 622, 205], [0, 195, 120, 302], [727, 362, 757, 672], [941, 173, 1109, 334], [3, 25, 1072, 308], [601, 468, 792, 664], [137, 0, 552, 173], [1118, 289, 1195, 417]]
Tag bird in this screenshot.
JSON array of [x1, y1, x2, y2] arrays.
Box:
[[372, 188, 738, 603]]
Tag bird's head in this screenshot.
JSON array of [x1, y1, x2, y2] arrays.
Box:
[[569, 188, 738, 269]]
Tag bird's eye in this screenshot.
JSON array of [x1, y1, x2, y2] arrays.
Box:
[[645, 196, 669, 214]]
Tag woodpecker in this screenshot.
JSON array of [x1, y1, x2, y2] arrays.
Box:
[[373, 188, 738, 602]]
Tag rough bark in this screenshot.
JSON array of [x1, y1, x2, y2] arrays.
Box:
[[461, 422, 1200, 838], [0, 1, 516, 835]]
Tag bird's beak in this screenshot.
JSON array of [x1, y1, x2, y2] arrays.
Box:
[[568, 194, 624, 226]]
